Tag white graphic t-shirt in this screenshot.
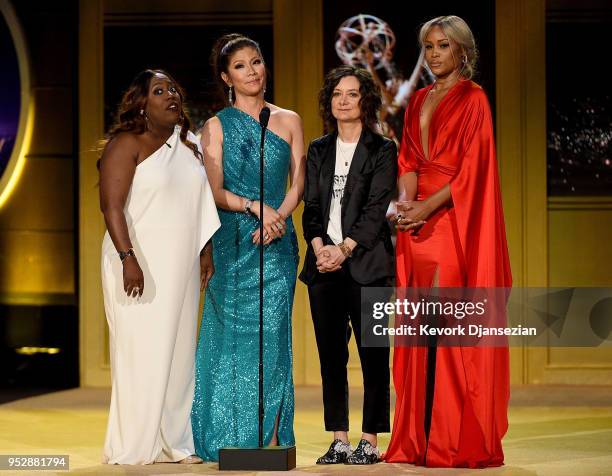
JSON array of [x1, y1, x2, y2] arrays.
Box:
[[327, 137, 358, 245]]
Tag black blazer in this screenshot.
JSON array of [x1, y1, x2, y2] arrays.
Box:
[[299, 128, 398, 286]]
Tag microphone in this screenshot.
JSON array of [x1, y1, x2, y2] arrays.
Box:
[[259, 106, 270, 130]]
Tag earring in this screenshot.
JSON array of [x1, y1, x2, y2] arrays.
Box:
[[228, 85, 233, 105], [140, 109, 144, 116], [462, 55, 467, 64]]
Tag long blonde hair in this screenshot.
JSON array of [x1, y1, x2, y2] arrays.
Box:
[[419, 15, 478, 79]]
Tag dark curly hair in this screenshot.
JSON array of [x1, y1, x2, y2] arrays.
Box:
[[319, 65, 382, 133], [210, 33, 265, 107], [101, 69, 201, 164]]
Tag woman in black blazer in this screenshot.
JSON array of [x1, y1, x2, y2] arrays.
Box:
[[299, 65, 397, 465]]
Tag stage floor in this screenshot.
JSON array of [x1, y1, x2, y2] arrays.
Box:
[[0, 385, 610, 475]]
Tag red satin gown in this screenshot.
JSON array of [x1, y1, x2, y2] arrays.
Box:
[[384, 79, 512, 468]]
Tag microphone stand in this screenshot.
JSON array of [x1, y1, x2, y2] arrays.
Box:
[[258, 111, 266, 449], [219, 106, 295, 471]]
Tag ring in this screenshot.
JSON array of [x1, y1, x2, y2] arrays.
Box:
[[264, 233, 270, 239], [275, 223, 283, 231], [133, 286, 140, 293]]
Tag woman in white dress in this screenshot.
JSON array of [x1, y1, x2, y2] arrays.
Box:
[[98, 69, 220, 465]]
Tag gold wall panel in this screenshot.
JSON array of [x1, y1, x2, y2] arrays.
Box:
[[545, 201, 612, 383], [27, 88, 73, 157], [548, 205, 612, 287], [273, 0, 324, 386], [0, 158, 73, 231], [548, 348, 612, 367], [79, 0, 108, 387], [25, 10, 74, 87], [0, 230, 74, 295], [496, 0, 548, 385]]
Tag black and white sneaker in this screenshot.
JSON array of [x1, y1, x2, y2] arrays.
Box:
[[345, 439, 380, 464], [316, 439, 353, 464]]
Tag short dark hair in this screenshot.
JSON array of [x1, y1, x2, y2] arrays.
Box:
[[319, 65, 382, 132]]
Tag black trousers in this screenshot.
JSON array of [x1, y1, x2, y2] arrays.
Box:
[[308, 267, 390, 434]]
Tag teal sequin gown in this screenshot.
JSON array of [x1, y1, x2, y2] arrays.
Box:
[[191, 107, 298, 461]]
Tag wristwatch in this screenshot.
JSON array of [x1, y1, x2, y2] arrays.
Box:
[[244, 198, 254, 214], [119, 248, 136, 262]]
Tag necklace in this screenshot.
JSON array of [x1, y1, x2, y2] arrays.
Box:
[[420, 78, 460, 117], [337, 140, 356, 167]]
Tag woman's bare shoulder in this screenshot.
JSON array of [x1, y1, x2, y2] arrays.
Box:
[[200, 115, 223, 143], [103, 131, 142, 156], [268, 103, 302, 123], [202, 115, 222, 131]]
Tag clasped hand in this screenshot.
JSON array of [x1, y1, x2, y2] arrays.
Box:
[[389, 200, 430, 233], [250, 200, 286, 245], [315, 245, 345, 273]]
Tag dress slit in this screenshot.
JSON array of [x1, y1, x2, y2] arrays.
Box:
[[424, 265, 440, 449]]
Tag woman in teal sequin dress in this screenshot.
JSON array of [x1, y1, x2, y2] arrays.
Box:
[[191, 34, 305, 461]]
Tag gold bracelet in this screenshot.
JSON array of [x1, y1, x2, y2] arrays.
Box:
[[338, 242, 352, 258]]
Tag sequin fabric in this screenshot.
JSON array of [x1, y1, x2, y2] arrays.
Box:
[[191, 107, 298, 461]]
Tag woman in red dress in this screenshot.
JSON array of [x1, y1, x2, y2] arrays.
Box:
[[383, 16, 512, 468]]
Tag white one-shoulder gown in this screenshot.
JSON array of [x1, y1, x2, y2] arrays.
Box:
[[101, 128, 220, 464]]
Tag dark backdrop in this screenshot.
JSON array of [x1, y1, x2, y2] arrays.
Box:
[[322, 1, 496, 107], [546, 15, 612, 195], [104, 25, 273, 131]]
